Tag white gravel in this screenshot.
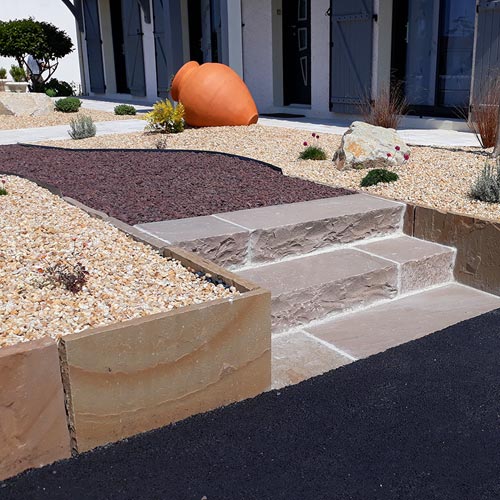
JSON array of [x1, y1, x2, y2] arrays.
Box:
[[0, 176, 238, 349], [35, 124, 500, 222]]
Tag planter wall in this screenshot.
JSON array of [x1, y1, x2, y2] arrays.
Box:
[[0, 246, 271, 478], [404, 204, 500, 296], [60, 247, 271, 453], [0, 338, 71, 481]]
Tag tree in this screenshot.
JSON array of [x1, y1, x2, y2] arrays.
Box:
[[0, 18, 73, 90]]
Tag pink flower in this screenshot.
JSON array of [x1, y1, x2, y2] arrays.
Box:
[[395, 145, 401, 151], [404, 153, 410, 161], [316, 135, 320, 139], [1, 179, 5, 184], [312, 133, 316, 138], [387, 153, 392, 158], [303, 142, 308, 146]]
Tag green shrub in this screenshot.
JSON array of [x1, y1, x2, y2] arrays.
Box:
[[0, 179, 7, 196], [470, 162, 500, 203], [144, 99, 185, 133], [299, 146, 327, 160], [360, 169, 399, 187], [114, 104, 137, 115], [68, 115, 96, 140], [45, 78, 73, 97], [55, 96, 81, 113], [9, 65, 26, 82], [0, 67, 6, 79], [45, 88, 57, 97]]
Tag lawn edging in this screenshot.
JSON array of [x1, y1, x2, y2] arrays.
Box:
[[404, 203, 500, 296]]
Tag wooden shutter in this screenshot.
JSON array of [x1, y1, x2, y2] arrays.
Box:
[[152, 0, 183, 98], [83, 0, 105, 93], [471, 0, 500, 105], [330, 0, 373, 114], [122, 0, 146, 97]]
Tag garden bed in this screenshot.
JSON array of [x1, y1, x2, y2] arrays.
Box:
[[0, 107, 136, 131], [28, 124, 500, 223], [0, 176, 271, 478], [0, 145, 352, 225]]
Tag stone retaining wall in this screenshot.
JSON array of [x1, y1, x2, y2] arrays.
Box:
[[1, 246, 271, 479], [404, 204, 500, 296]]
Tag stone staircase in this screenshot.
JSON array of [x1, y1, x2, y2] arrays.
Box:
[[136, 194, 500, 389]]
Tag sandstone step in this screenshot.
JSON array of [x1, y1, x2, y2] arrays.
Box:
[[273, 283, 500, 389], [353, 235, 455, 293], [238, 247, 399, 333], [135, 194, 404, 268], [303, 283, 500, 360]]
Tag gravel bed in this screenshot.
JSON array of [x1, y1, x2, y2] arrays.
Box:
[[0, 145, 352, 225], [0, 176, 238, 349], [35, 124, 500, 222], [0, 108, 137, 130]]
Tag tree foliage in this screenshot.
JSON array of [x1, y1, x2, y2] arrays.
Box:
[[0, 18, 73, 86]]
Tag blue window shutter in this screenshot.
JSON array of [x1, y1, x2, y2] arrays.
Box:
[[472, 0, 500, 105], [330, 0, 373, 114], [83, 0, 106, 93], [122, 0, 147, 97], [152, 0, 183, 98]]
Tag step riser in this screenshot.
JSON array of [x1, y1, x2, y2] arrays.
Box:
[[173, 206, 404, 270], [248, 207, 403, 266], [271, 266, 398, 333], [398, 252, 454, 294]]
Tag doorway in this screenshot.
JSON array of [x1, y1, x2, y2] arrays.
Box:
[[391, 0, 476, 116], [187, 0, 221, 63], [109, 0, 129, 93], [282, 0, 311, 106]]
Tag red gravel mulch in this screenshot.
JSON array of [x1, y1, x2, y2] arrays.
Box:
[[0, 145, 353, 225]]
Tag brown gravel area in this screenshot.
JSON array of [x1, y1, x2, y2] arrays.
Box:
[[0, 175, 238, 348], [0, 144, 352, 225], [36, 124, 500, 222], [0, 107, 137, 130]]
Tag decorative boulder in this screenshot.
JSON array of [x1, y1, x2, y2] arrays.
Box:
[[333, 121, 410, 170], [0, 92, 54, 117]]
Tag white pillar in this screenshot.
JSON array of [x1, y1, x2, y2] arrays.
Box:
[[226, 0, 243, 77]]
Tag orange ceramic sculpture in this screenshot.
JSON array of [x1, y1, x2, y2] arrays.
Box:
[[171, 61, 259, 127]]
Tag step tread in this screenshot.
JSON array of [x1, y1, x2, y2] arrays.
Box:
[[238, 248, 396, 295], [216, 194, 403, 230], [354, 235, 454, 263], [304, 283, 500, 359]]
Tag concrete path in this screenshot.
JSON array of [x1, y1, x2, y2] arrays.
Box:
[[258, 116, 482, 147], [0, 96, 482, 147], [0, 119, 145, 145]]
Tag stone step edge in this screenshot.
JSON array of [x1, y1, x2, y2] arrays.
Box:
[[136, 199, 406, 270], [234, 233, 455, 272], [273, 280, 471, 339]]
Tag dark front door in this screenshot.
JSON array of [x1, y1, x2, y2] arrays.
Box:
[[283, 0, 311, 105], [110, 0, 128, 93]]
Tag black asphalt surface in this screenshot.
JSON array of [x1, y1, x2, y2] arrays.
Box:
[[2, 309, 500, 500]]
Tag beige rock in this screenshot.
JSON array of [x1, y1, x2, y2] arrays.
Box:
[[0, 92, 54, 116], [333, 121, 410, 170], [0, 338, 71, 480]]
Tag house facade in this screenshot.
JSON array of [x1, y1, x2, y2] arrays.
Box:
[[64, 0, 500, 119]]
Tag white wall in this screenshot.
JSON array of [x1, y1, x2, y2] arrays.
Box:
[[0, 0, 81, 85], [241, 0, 274, 111]]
